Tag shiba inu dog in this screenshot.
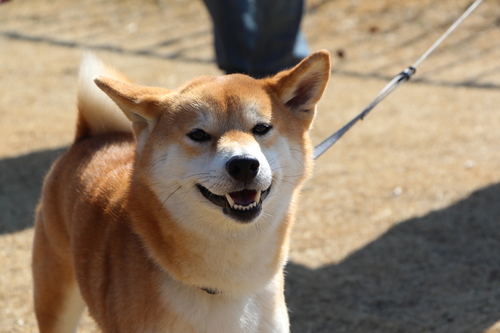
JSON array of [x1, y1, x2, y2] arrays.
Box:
[[32, 50, 330, 333]]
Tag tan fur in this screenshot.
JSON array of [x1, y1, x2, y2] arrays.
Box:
[[32, 51, 330, 333]]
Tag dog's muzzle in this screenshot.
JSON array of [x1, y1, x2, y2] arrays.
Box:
[[197, 154, 271, 222]]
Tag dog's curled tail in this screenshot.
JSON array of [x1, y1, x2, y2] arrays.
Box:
[[75, 52, 132, 141]]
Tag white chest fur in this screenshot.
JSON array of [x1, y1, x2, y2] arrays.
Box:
[[159, 272, 289, 333]]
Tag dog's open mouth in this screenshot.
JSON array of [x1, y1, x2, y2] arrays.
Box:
[[197, 184, 271, 223]]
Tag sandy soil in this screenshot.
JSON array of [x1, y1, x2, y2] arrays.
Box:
[[1, 0, 499, 332]]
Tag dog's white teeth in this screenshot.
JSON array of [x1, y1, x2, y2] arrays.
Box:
[[226, 190, 263, 211], [225, 194, 235, 208], [231, 201, 258, 211]]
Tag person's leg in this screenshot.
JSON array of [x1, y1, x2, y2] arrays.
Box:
[[202, 0, 253, 75], [202, 0, 309, 78], [251, 0, 309, 77]]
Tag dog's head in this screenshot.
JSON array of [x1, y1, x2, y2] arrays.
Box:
[[95, 51, 330, 229]]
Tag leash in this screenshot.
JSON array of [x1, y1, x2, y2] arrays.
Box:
[[313, 0, 485, 160]]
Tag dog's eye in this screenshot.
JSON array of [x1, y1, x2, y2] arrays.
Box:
[[187, 129, 211, 142], [252, 124, 272, 136]]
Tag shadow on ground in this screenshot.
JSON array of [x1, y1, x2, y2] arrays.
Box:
[[286, 183, 500, 333], [0, 148, 66, 234]]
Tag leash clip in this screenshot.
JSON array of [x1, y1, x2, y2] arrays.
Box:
[[399, 66, 416, 82]]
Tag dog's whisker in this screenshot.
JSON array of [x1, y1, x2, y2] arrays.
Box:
[[267, 154, 282, 166], [147, 154, 169, 174], [160, 185, 182, 210]]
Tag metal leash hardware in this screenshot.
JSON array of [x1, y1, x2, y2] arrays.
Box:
[[312, 0, 485, 160]]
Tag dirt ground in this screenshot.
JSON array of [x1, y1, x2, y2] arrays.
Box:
[[1, 0, 499, 332]]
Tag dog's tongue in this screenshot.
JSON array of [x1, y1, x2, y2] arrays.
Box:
[[229, 189, 257, 206]]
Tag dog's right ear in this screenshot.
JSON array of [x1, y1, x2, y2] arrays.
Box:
[[94, 77, 170, 149]]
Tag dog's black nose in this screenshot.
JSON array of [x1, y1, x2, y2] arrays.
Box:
[[226, 155, 260, 183]]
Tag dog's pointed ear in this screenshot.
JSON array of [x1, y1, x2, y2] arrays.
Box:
[[94, 77, 170, 147], [268, 50, 330, 128]]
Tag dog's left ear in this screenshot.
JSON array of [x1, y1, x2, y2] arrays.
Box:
[[268, 50, 330, 128]]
